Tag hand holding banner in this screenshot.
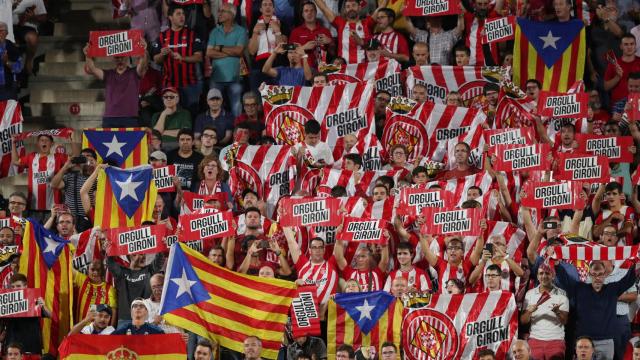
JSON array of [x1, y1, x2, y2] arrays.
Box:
[[403, 0, 461, 16], [179, 210, 235, 241], [421, 207, 481, 236], [491, 144, 551, 172], [483, 127, 535, 147], [554, 153, 609, 182], [279, 197, 341, 227], [337, 217, 388, 244], [0, 288, 41, 318], [153, 165, 176, 193], [106, 225, 167, 256], [482, 16, 516, 44], [88, 30, 145, 57], [576, 134, 634, 163], [14, 128, 74, 141], [398, 188, 451, 216], [538, 91, 589, 118], [521, 181, 586, 210]]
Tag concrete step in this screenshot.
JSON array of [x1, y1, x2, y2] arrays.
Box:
[[30, 88, 105, 103], [53, 116, 103, 129], [30, 76, 103, 89], [38, 35, 87, 53], [30, 102, 105, 117], [45, 48, 116, 63], [39, 61, 115, 77], [58, 9, 129, 24], [53, 21, 130, 37]]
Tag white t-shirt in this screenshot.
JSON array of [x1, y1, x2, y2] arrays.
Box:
[[0, 0, 14, 42], [80, 323, 115, 335], [523, 286, 569, 341], [12, 0, 47, 31], [295, 141, 334, 165]]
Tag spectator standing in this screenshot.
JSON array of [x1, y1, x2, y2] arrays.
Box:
[[373, 8, 409, 63], [262, 43, 313, 86], [234, 92, 265, 144], [194, 88, 234, 147], [0, 21, 21, 101], [604, 34, 640, 112], [247, 0, 286, 91], [12, 0, 46, 75], [406, 15, 464, 65], [289, 1, 333, 68], [206, 3, 248, 118], [167, 129, 204, 190], [152, 87, 192, 145]]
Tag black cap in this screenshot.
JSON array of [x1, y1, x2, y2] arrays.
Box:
[[96, 304, 113, 316]]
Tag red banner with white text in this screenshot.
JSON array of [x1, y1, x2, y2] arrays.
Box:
[[491, 143, 551, 172], [0, 288, 41, 318], [179, 210, 235, 241], [554, 153, 609, 182], [337, 217, 388, 244], [290, 285, 321, 338], [521, 181, 585, 210], [279, 197, 342, 227], [88, 30, 145, 57], [403, 0, 461, 16], [421, 207, 481, 236], [575, 134, 634, 163]]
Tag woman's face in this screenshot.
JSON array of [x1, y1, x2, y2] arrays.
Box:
[[204, 161, 219, 180]]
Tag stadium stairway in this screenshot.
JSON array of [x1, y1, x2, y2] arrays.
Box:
[[0, 0, 128, 198]]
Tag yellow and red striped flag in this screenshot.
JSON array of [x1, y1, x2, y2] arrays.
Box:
[[327, 291, 403, 358], [513, 18, 586, 92], [58, 334, 186, 359], [19, 218, 74, 356], [82, 128, 149, 168], [160, 242, 296, 359], [94, 165, 157, 228]]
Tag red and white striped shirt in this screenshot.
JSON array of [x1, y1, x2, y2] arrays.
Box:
[[464, 12, 499, 65], [255, 15, 280, 61], [332, 16, 375, 64], [373, 30, 409, 57], [342, 265, 385, 291], [294, 254, 339, 305], [434, 258, 473, 293], [384, 267, 433, 292], [21, 152, 67, 211]]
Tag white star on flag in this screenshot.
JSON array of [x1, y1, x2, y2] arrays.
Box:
[[42, 236, 59, 254], [115, 174, 143, 201], [171, 269, 197, 298], [539, 30, 561, 49], [355, 299, 375, 321], [103, 135, 126, 157]]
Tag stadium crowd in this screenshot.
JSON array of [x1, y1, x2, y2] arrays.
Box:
[[4, 0, 640, 359]]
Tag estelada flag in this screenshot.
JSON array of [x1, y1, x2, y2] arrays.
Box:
[[106, 225, 167, 256], [513, 18, 586, 92], [88, 30, 145, 57], [179, 210, 235, 241], [279, 197, 342, 227], [20, 219, 73, 356], [575, 134, 635, 163], [398, 188, 451, 216], [337, 217, 388, 244], [421, 207, 481, 236], [94, 165, 157, 228], [491, 143, 551, 172], [537, 91, 589, 118], [554, 153, 609, 182], [327, 291, 402, 358], [403, 0, 461, 16], [290, 285, 321, 338], [521, 181, 585, 210], [160, 243, 296, 359], [82, 128, 149, 168], [58, 334, 187, 359]]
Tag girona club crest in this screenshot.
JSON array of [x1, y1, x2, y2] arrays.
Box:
[[230, 161, 264, 200], [326, 73, 360, 86], [382, 114, 429, 162], [265, 105, 315, 146], [403, 309, 459, 360]]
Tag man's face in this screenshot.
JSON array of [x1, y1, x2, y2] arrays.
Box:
[[344, 159, 358, 172], [412, 45, 429, 66], [560, 125, 575, 145], [169, 9, 186, 27], [151, 134, 162, 150], [392, 147, 407, 165], [629, 78, 640, 94], [600, 226, 618, 246], [375, 93, 391, 113], [8, 195, 26, 215], [37, 136, 53, 154], [131, 303, 148, 320], [391, 277, 408, 297], [179, 135, 194, 152], [313, 76, 327, 86], [243, 337, 262, 359], [258, 266, 275, 278], [344, 0, 360, 19], [537, 268, 554, 287], [622, 37, 637, 56], [11, 281, 26, 289], [479, 356, 494, 360], [381, 346, 397, 360], [57, 214, 74, 237], [553, 0, 571, 19], [209, 249, 224, 265], [412, 86, 427, 102], [373, 186, 388, 201], [150, 276, 163, 299], [305, 133, 321, 146], [309, 239, 326, 261], [633, 347, 640, 360], [605, 189, 622, 207], [302, 4, 317, 22], [344, 135, 357, 151], [467, 188, 481, 200], [0, 228, 14, 246], [454, 144, 470, 164], [413, 172, 427, 185], [475, 0, 490, 10], [376, 12, 391, 28], [366, 49, 381, 62], [355, 248, 370, 269], [525, 82, 540, 100], [455, 51, 470, 66], [94, 311, 111, 329], [511, 342, 529, 360], [485, 90, 498, 106], [130, 253, 146, 267], [154, 197, 165, 216], [485, 270, 501, 290], [575, 339, 594, 360], [201, 129, 217, 148], [396, 249, 412, 266], [0, 25, 8, 42], [208, 96, 223, 112], [260, 0, 274, 16], [246, 211, 261, 229], [605, 124, 621, 136], [446, 240, 463, 262], [195, 345, 212, 360], [243, 193, 258, 209], [336, 351, 351, 360], [163, 91, 179, 107], [88, 262, 103, 283], [589, 264, 606, 291], [6, 347, 21, 360], [244, 97, 259, 117]]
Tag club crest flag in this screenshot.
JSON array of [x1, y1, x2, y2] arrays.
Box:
[[20, 219, 73, 355], [521, 181, 585, 210], [403, 0, 461, 16], [0, 100, 24, 178], [322, 59, 403, 96], [95, 165, 157, 228], [327, 291, 402, 358], [58, 334, 187, 359], [160, 243, 296, 359], [82, 128, 149, 168], [279, 197, 342, 227], [575, 134, 634, 163], [402, 291, 517, 360], [88, 30, 145, 57], [261, 83, 375, 160], [513, 18, 586, 92], [554, 153, 609, 182]]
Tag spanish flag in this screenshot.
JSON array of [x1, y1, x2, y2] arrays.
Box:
[[94, 165, 157, 228], [82, 128, 149, 168], [19, 219, 74, 356], [513, 18, 586, 92], [59, 334, 186, 359], [327, 291, 403, 358], [160, 243, 296, 359]]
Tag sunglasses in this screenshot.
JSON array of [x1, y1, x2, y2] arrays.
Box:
[[163, 95, 177, 100]]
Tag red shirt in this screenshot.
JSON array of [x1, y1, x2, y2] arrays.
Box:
[[604, 56, 640, 103], [342, 265, 385, 291], [463, 11, 500, 65], [332, 16, 375, 64], [289, 22, 333, 67], [20, 152, 67, 211], [373, 30, 409, 57]]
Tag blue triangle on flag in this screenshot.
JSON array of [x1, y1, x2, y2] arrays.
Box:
[[84, 130, 145, 167], [334, 291, 395, 334], [105, 165, 152, 218], [160, 243, 211, 315], [517, 18, 584, 69], [29, 219, 69, 269]]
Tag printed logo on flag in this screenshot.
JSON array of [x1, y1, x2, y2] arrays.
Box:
[[403, 308, 458, 360]]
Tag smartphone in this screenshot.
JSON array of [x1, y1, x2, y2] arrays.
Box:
[[543, 221, 558, 230], [71, 155, 87, 164], [283, 44, 297, 51], [484, 243, 494, 255], [259, 240, 269, 249], [89, 304, 97, 312]]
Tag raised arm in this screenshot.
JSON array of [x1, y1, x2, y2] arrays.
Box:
[[283, 226, 301, 264], [314, 0, 337, 24], [418, 233, 439, 267], [82, 43, 104, 80]]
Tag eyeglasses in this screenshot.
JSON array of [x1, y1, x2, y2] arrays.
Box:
[[376, 97, 391, 102], [202, 133, 215, 139], [602, 231, 617, 236], [163, 95, 176, 100], [244, 102, 258, 107], [590, 272, 606, 279], [447, 246, 462, 251], [9, 201, 26, 206], [484, 274, 500, 278], [392, 151, 406, 156]]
